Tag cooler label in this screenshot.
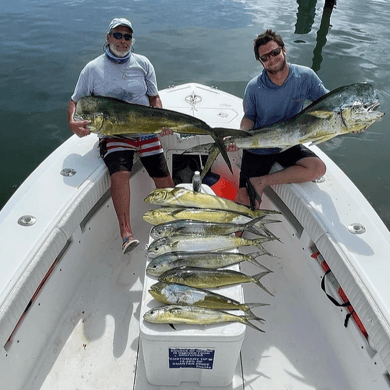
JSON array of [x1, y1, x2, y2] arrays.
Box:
[[169, 348, 215, 369]]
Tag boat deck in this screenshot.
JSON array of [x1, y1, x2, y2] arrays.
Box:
[[2, 83, 390, 390], [30, 193, 359, 390]]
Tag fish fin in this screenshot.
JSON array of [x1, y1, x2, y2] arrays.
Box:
[[307, 110, 335, 120], [253, 271, 274, 296], [169, 323, 177, 330], [170, 208, 188, 217], [212, 127, 253, 138], [210, 133, 233, 174], [183, 143, 214, 154], [199, 145, 221, 180]]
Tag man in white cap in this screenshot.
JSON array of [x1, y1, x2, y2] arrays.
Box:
[[67, 18, 174, 254]]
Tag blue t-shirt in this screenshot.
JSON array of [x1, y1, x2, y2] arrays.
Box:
[[243, 64, 328, 154]]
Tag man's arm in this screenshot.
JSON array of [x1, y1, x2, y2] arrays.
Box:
[[67, 99, 91, 138], [240, 116, 255, 131]]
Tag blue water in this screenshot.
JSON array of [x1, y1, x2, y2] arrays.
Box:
[[1, 0, 389, 228]]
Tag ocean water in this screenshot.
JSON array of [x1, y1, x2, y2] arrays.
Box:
[[1, 0, 389, 228]]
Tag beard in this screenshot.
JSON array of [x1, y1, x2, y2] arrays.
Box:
[[264, 54, 287, 74], [109, 42, 130, 58]]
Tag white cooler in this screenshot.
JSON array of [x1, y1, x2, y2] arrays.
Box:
[[139, 184, 246, 387]]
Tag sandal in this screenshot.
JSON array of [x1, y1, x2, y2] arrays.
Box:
[[122, 236, 139, 254]]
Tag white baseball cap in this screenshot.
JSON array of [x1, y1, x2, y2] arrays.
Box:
[[108, 18, 133, 33]]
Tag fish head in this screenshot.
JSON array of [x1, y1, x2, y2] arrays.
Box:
[[143, 307, 161, 323], [307, 82, 384, 135], [144, 188, 175, 205], [75, 96, 105, 133], [146, 237, 171, 257], [86, 113, 105, 133], [148, 282, 166, 298], [146, 261, 166, 276], [341, 100, 384, 133], [143, 306, 182, 323]]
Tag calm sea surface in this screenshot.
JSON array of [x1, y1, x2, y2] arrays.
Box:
[[1, 0, 389, 228]]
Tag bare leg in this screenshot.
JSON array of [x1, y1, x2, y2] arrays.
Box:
[[110, 170, 134, 240], [236, 157, 326, 209], [153, 175, 175, 188]]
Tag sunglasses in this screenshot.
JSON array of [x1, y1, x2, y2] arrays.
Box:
[[259, 46, 283, 62], [112, 32, 133, 41]]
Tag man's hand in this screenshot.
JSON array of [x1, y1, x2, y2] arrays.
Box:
[[68, 99, 91, 138], [69, 118, 91, 138], [160, 127, 173, 136]]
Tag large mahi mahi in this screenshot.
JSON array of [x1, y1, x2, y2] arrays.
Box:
[[185, 82, 384, 178]]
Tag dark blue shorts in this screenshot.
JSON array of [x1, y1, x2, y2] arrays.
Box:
[[239, 145, 318, 188]]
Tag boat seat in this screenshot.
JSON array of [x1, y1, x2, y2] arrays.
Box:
[[0, 137, 110, 347], [268, 156, 390, 373]]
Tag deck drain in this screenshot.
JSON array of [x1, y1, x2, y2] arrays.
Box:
[[347, 223, 366, 234], [18, 215, 37, 227], [60, 168, 76, 177]]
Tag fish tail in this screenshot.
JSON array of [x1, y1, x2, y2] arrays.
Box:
[[246, 251, 270, 268], [242, 303, 269, 318], [262, 225, 282, 243], [242, 317, 266, 333], [253, 271, 274, 296], [202, 127, 247, 177], [243, 216, 267, 236], [244, 216, 266, 228], [183, 143, 214, 154], [252, 236, 276, 249]]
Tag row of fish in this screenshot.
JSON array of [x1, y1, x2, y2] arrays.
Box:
[[142, 187, 282, 333]]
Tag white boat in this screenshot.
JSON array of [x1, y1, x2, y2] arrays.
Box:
[[1, 83, 390, 390]]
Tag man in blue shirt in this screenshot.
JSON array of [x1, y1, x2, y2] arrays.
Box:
[[228, 29, 328, 208]]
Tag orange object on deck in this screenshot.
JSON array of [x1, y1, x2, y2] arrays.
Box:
[[211, 177, 238, 201]]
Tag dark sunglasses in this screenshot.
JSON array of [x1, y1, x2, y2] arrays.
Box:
[[112, 32, 133, 41], [259, 46, 283, 62]]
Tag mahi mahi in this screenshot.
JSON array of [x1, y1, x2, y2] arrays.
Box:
[[144, 187, 281, 219], [143, 207, 280, 226], [146, 251, 271, 276], [143, 305, 265, 333], [149, 282, 269, 317], [146, 233, 275, 257], [184, 82, 385, 178], [158, 266, 274, 296], [150, 217, 268, 239], [75, 95, 243, 173]]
